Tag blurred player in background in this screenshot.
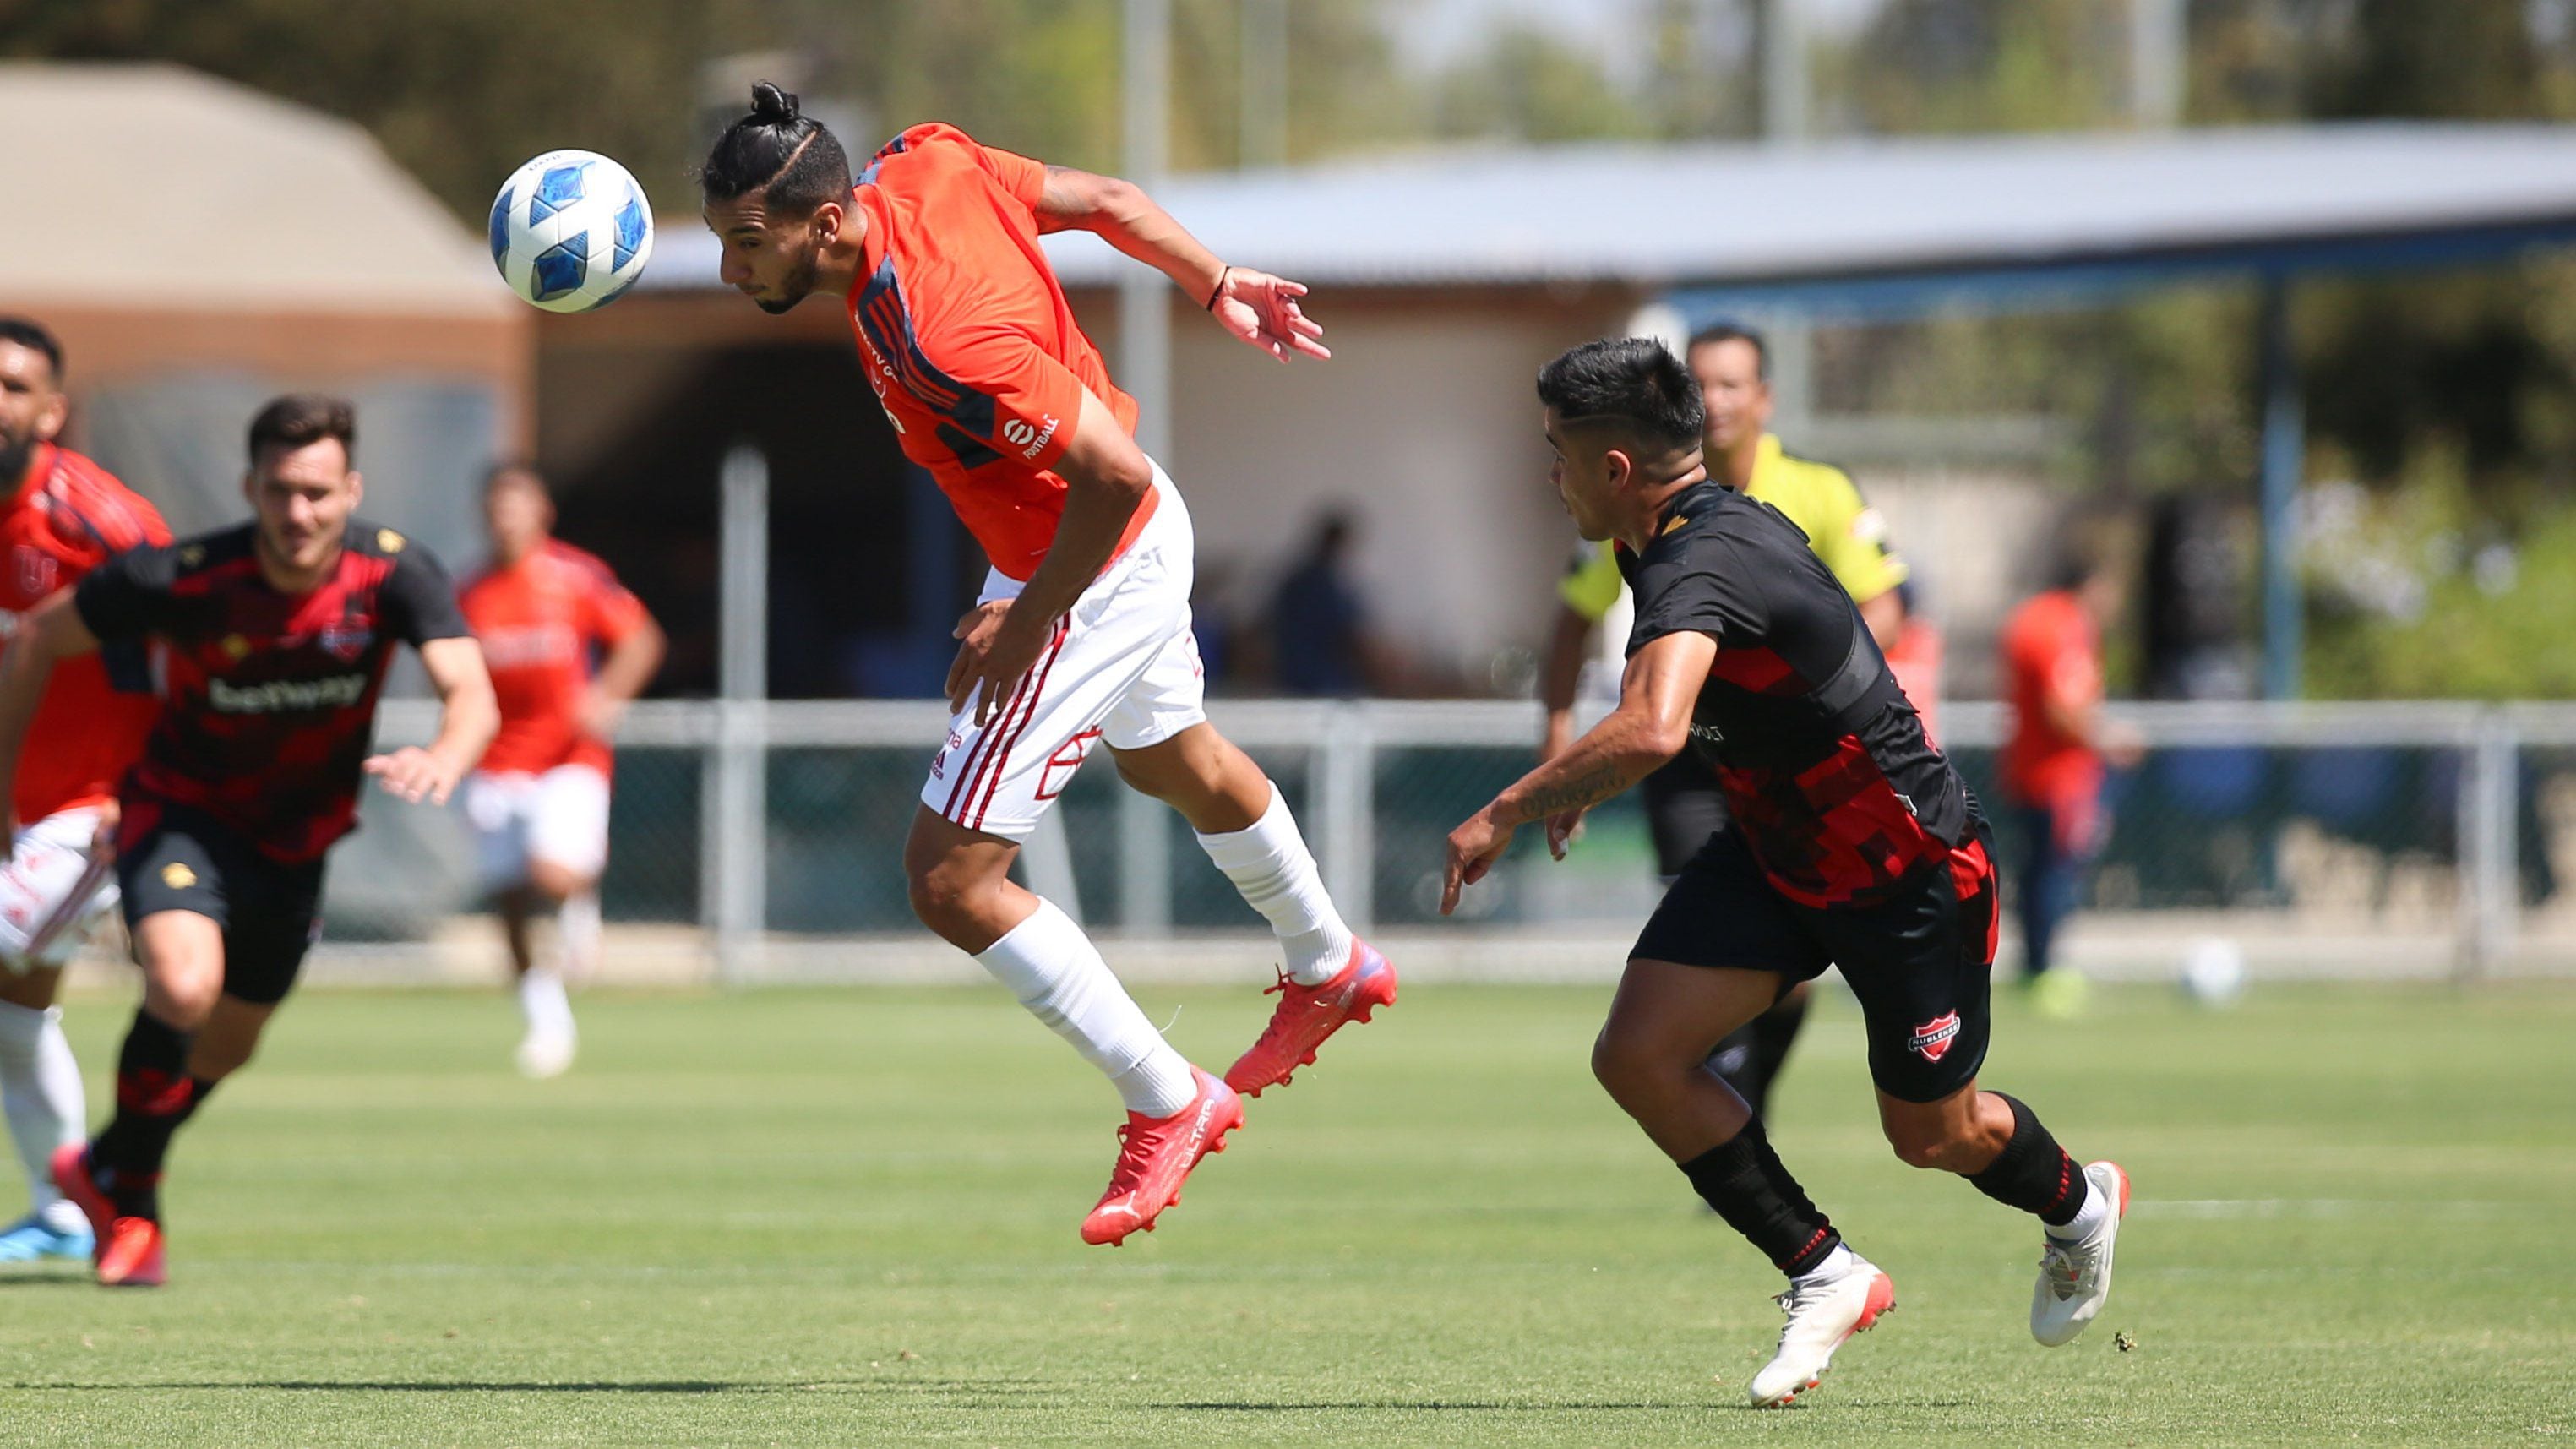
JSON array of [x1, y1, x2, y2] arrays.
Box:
[[1997, 552, 2142, 1018], [460, 464, 663, 1079], [0, 395, 495, 1287], [701, 84, 1387, 1246], [1539, 323, 1920, 1119], [0, 317, 169, 1267], [1453, 340, 2126, 1405]]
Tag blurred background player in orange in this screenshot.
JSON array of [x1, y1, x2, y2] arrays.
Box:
[[1997, 551, 2142, 1018], [458, 463, 663, 1079], [0, 317, 169, 1267]]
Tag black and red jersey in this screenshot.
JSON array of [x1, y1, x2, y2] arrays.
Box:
[[1620, 482, 1979, 909], [74, 520, 470, 863]]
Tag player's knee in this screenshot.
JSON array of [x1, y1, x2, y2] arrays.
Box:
[[142, 970, 223, 1032], [905, 857, 989, 945], [1588, 1025, 1669, 1111], [527, 860, 587, 902]]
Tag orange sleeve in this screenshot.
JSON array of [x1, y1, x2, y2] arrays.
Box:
[[970, 139, 1049, 215], [581, 567, 650, 646], [917, 322, 1093, 476]]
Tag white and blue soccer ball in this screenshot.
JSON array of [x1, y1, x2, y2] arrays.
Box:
[[488, 150, 654, 313], [2179, 935, 2248, 1009]]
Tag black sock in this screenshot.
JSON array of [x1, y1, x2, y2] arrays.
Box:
[[1965, 1092, 2089, 1227], [1679, 1119, 1841, 1277], [1710, 993, 1811, 1119], [89, 1010, 215, 1222]]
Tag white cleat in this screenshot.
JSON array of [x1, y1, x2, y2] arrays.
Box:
[[2032, 1161, 2130, 1347], [515, 1030, 576, 1080], [1747, 1256, 1897, 1408]]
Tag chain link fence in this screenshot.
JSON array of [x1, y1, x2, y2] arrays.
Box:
[[300, 697, 2575, 986]]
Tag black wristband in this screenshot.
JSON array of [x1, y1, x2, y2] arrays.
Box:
[[1204, 264, 1231, 311]]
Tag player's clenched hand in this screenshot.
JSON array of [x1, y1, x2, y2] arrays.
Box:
[[1440, 808, 1516, 917], [1209, 267, 1330, 363], [365, 746, 463, 806], [88, 798, 120, 858], [946, 601, 1051, 727]]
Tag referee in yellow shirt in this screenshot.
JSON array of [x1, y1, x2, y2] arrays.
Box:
[[1538, 322, 1913, 1118]]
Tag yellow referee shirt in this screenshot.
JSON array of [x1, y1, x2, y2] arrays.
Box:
[[1557, 433, 1906, 624]]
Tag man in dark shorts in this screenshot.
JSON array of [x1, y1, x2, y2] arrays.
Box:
[[0, 395, 496, 1287], [1443, 339, 2127, 1406]]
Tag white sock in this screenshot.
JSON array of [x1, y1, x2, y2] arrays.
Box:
[[1791, 1243, 1861, 1288], [976, 899, 1196, 1118], [2046, 1172, 2110, 1242], [557, 890, 602, 983], [0, 1000, 84, 1226], [1195, 784, 1354, 985], [516, 965, 575, 1042]]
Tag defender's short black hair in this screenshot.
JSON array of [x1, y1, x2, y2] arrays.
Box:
[[1686, 320, 1769, 382], [248, 395, 357, 465], [700, 81, 854, 215], [0, 317, 64, 384], [1536, 338, 1705, 453]]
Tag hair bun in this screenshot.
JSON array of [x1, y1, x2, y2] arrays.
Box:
[[750, 81, 800, 123]]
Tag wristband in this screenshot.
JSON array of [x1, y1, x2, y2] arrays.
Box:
[[1204, 264, 1231, 312]]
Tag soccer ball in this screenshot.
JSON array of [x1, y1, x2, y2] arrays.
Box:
[[488, 150, 654, 313], [2178, 936, 2247, 1008]]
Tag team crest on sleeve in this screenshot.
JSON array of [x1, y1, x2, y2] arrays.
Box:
[[179, 545, 205, 568], [161, 863, 197, 890], [1907, 1010, 1962, 1062], [377, 529, 406, 553]]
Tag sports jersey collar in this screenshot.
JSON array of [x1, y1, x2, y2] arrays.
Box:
[[1653, 479, 1732, 541]]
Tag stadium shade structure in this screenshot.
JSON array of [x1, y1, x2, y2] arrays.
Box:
[[650, 122, 2576, 700], [0, 63, 528, 549]]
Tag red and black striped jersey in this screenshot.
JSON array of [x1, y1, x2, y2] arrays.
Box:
[[74, 520, 469, 863], [1620, 482, 1977, 909]]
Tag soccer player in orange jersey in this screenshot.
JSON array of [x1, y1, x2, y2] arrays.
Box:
[[0, 318, 170, 1266], [700, 84, 1390, 1246], [458, 464, 663, 1078]]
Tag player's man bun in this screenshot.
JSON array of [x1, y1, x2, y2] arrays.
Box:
[[1537, 338, 1706, 454], [700, 80, 852, 215], [749, 80, 799, 123]]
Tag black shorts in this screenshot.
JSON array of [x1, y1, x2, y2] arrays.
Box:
[[117, 800, 327, 1007], [1640, 758, 1728, 879], [1631, 825, 2001, 1103]]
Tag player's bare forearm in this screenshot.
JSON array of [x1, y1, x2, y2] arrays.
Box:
[[1490, 718, 1669, 829], [593, 618, 666, 710], [418, 635, 499, 779], [1858, 586, 1904, 651], [1010, 394, 1153, 628], [1038, 166, 1223, 302]]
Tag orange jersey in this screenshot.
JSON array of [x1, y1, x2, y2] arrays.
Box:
[[459, 540, 651, 776], [846, 122, 1153, 582], [1998, 589, 2103, 809], [0, 444, 170, 822]]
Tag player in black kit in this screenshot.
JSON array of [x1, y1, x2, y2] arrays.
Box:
[[0, 395, 496, 1287], [1442, 340, 2128, 1405]]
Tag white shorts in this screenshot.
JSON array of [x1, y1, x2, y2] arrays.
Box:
[[923, 465, 1207, 841], [465, 764, 612, 890], [0, 806, 118, 970]]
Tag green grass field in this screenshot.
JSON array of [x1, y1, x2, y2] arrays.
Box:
[[1, 978, 2570, 1447]]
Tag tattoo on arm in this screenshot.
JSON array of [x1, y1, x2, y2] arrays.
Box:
[[1501, 760, 1637, 825]]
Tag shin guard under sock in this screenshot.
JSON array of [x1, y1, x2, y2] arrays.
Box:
[[89, 1011, 215, 1222], [1679, 1119, 1842, 1277], [1965, 1092, 2089, 1227]]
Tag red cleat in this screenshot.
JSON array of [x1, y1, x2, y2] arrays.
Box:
[[1223, 940, 1397, 1096], [47, 1143, 110, 1264], [1080, 1068, 1243, 1247], [51, 1144, 165, 1287], [96, 1217, 165, 1288]]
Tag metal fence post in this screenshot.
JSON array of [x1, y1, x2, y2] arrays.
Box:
[[1319, 703, 1375, 932], [1118, 786, 1172, 937], [715, 446, 770, 983], [2456, 710, 2519, 981]]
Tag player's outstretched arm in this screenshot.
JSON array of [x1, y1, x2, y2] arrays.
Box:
[[1442, 630, 1715, 916], [1037, 166, 1327, 363], [0, 591, 99, 829], [583, 613, 667, 740], [366, 636, 498, 807]]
